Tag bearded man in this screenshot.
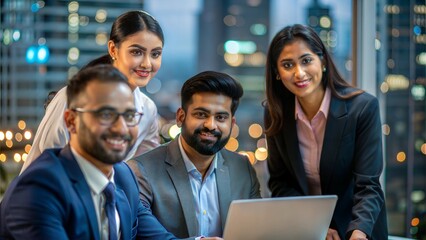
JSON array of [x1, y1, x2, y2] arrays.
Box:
[[127, 71, 261, 240]]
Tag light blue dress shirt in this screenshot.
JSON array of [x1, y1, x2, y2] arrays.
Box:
[[178, 137, 222, 237]]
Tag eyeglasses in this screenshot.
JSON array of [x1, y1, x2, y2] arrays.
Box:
[[72, 107, 143, 127]]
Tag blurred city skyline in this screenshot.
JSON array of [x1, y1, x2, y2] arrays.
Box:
[[1, 0, 425, 238]]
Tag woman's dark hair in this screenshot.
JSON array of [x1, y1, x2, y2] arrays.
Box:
[[83, 10, 164, 69], [181, 71, 244, 116], [110, 10, 164, 47], [43, 91, 58, 110], [265, 24, 363, 136]]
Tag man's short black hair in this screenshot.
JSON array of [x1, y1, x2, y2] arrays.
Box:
[[181, 71, 244, 115]]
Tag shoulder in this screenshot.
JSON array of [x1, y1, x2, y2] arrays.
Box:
[[336, 87, 377, 102], [133, 88, 157, 114], [334, 87, 379, 109], [218, 150, 258, 184], [220, 149, 251, 166], [23, 149, 64, 175], [14, 149, 70, 191], [133, 143, 169, 164], [114, 162, 139, 192], [331, 88, 381, 125]]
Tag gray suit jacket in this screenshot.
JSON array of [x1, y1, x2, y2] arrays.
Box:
[[127, 138, 261, 238]]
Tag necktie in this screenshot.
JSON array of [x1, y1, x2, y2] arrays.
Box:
[[103, 182, 118, 240]]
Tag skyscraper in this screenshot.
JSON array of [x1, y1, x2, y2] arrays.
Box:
[[378, 0, 426, 238], [0, 0, 144, 175]]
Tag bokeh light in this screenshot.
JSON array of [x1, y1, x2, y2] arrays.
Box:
[[67, 47, 80, 64], [421, 143, 426, 155], [396, 152, 406, 162], [14, 153, 21, 162], [0, 153, 6, 162], [6, 140, 13, 148], [18, 120, 26, 130], [255, 147, 268, 161], [5, 131, 13, 140], [225, 137, 239, 152], [95, 9, 108, 23], [248, 123, 263, 138], [382, 124, 390, 135], [224, 53, 244, 67], [169, 124, 181, 139], [12, 30, 21, 41], [250, 23, 267, 35], [25, 144, 32, 153], [22, 153, 28, 162], [411, 218, 420, 227], [15, 132, 23, 142], [24, 131, 32, 140], [68, 1, 79, 13]]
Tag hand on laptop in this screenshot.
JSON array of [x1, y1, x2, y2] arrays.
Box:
[[326, 228, 341, 240]]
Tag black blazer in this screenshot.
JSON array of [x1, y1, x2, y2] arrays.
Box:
[[265, 88, 388, 239]]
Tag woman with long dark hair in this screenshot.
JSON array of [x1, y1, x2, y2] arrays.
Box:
[[22, 10, 164, 173], [264, 24, 387, 239]]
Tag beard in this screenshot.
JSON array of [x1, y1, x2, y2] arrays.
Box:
[[181, 122, 231, 155], [78, 119, 134, 165]]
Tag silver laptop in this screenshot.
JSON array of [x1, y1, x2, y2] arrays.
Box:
[[223, 195, 338, 240]]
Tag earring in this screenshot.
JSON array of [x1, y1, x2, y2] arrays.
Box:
[[276, 75, 281, 80], [111, 56, 116, 61], [323, 66, 326, 72]]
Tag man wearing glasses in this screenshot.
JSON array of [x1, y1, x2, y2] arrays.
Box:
[[0, 65, 177, 239]]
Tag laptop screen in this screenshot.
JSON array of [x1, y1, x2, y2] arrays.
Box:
[[223, 195, 338, 240]]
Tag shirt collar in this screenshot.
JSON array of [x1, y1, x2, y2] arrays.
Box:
[[178, 135, 217, 176], [295, 87, 331, 120], [71, 147, 115, 195]]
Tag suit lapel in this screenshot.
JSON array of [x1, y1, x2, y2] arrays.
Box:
[[165, 140, 199, 237], [115, 188, 131, 240], [215, 152, 231, 231], [283, 98, 309, 195], [320, 96, 347, 193], [59, 146, 100, 240]]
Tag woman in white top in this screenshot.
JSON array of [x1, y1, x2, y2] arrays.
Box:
[[21, 11, 164, 173]]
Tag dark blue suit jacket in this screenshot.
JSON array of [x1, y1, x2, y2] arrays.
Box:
[[0, 146, 177, 240], [265, 88, 388, 239]]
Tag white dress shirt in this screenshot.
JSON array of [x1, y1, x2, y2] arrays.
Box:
[[71, 147, 120, 239], [178, 137, 222, 237]]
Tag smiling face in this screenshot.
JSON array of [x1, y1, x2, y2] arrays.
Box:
[[108, 30, 163, 90], [177, 92, 235, 157], [65, 80, 138, 175], [276, 38, 325, 103]]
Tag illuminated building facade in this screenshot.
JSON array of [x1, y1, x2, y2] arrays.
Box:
[[1, 1, 426, 238], [0, 0, 144, 184], [377, 0, 426, 238]]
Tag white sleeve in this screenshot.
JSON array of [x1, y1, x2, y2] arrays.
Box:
[[136, 105, 160, 154], [20, 87, 70, 174], [125, 89, 161, 160]]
